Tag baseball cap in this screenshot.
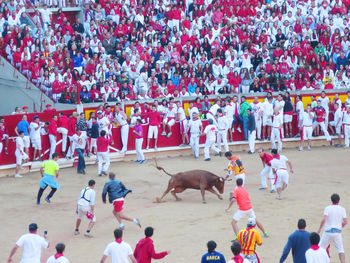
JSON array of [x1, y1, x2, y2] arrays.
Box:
[[247, 218, 256, 226], [29, 223, 38, 232]]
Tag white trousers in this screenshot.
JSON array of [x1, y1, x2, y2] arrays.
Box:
[[190, 134, 200, 158], [255, 118, 262, 139], [248, 130, 256, 153], [204, 139, 220, 159], [97, 152, 110, 174], [344, 125, 350, 147], [217, 130, 229, 152], [135, 138, 145, 161], [57, 127, 68, 153], [48, 135, 56, 159], [316, 121, 331, 141], [271, 127, 282, 152], [120, 125, 129, 153], [319, 231, 344, 253], [90, 138, 97, 153], [260, 166, 275, 190]]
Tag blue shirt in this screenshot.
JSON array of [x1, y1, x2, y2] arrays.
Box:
[[280, 230, 310, 263], [201, 251, 226, 263], [17, 120, 29, 136]]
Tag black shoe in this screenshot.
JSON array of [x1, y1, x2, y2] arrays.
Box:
[[101, 171, 107, 176], [78, 170, 84, 174], [215, 152, 221, 156], [82, 170, 86, 175], [248, 151, 254, 154], [204, 158, 211, 161]]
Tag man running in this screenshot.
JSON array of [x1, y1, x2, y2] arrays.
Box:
[[187, 112, 203, 159], [225, 151, 246, 185], [37, 153, 60, 205], [225, 178, 268, 237], [270, 149, 294, 200], [102, 173, 141, 230], [202, 119, 221, 161], [258, 148, 275, 192], [75, 180, 96, 238]]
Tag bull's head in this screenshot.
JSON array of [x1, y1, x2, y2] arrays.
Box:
[[215, 176, 225, 194]]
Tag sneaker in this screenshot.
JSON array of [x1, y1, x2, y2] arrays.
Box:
[[335, 144, 343, 148], [270, 189, 276, 193], [237, 127, 242, 133], [101, 171, 107, 176], [166, 132, 172, 138], [231, 128, 235, 133], [299, 146, 303, 151], [264, 232, 269, 237], [307, 146, 311, 151], [98, 174, 102, 177], [84, 231, 93, 238], [146, 146, 149, 150], [248, 151, 254, 154], [45, 197, 51, 203], [160, 132, 166, 136], [345, 146, 349, 149], [154, 146, 158, 151], [267, 136, 271, 141], [204, 158, 211, 161], [36, 201, 40, 205], [134, 218, 141, 228], [214, 152, 221, 156], [140, 160, 146, 164], [259, 187, 268, 190], [135, 160, 140, 163], [74, 230, 80, 235], [14, 174, 23, 178]]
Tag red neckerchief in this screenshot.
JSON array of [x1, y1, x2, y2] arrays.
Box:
[[310, 245, 320, 250], [232, 255, 244, 263], [54, 253, 64, 259], [274, 154, 280, 160], [115, 238, 122, 243]]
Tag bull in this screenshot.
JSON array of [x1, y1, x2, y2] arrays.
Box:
[[155, 162, 225, 203]]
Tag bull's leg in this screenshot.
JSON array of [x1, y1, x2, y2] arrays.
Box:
[[207, 187, 223, 200], [171, 187, 185, 201], [200, 185, 206, 204], [158, 185, 173, 202]]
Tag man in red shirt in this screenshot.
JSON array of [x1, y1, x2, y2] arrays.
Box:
[[258, 148, 275, 193], [67, 112, 78, 158], [97, 130, 113, 177], [225, 178, 268, 237], [0, 116, 9, 155], [57, 112, 69, 156], [313, 100, 332, 145], [146, 105, 162, 150], [134, 227, 170, 263], [48, 115, 58, 159]]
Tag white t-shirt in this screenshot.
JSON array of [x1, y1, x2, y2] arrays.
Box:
[[263, 101, 273, 117], [296, 101, 304, 116], [72, 131, 88, 149], [16, 136, 25, 151], [177, 107, 186, 121], [217, 115, 229, 130], [77, 187, 96, 207], [209, 104, 220, 117], [29, 122, 41, 140], [333, 108, 343, 126], [46, 255, 70, 263], [165, 107, 177, 118], [97, 117, 110, 132], [272, 113, 283, 128], [305, 247, 330, 263], [270, 155, 288, 170], [204, 124, 217, 141], [274, 99, 285, 114], [318, 96, 330, 111], [115, 112, 128, 126], [188, 107, 199, 120], [323, 204, 347, 231], [250, 102, 263, 119], [16, 233, 48, 263], [224, 104, 234, 120], [103, 241, 133, 263], [302, 111, 314, 126], [188, 119, 202, 135]]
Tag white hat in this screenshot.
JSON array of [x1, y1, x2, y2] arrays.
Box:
[[247, 218, 256, 226], [97, 110, 103, 114]]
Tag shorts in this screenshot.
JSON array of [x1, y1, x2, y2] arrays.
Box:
[[23, 136, 30, 148], [31, 137, 42, 150], [15, 149, 29, 165], [243, 254, 259, 263], [233, 208, 256, 221], [113, 200, 124, 212], [180, 119, 188, 135], [319, 232, 344, 253], [262, 115, 272, 126], [148, 125, 158, 139], [275, 170, 289, 188], [283, 114, 293, 123], [303, 126, 313, 140], [163, 118, 175, 127], [77, 205, 96, 222]]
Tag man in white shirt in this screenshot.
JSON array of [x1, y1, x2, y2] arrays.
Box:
[[114, 103, 129, 153], [39, 4, 52, 30], [318, 91, 330, 126], [100, 228, 137, 263], [97, 111, 110, 137], [216, 108, 229, 153], [300, 105, 315, 151], [29, 116, 43, 161], [271, 108, 283, 153], [295, 95, 305, 137], [330, 103, 343, 147], [207, 99, 220, 126], [270, 149, 294, 200], [176, 101, 188, 146], [317, 193, 347, 263], [186, 112, 202, 159], [227, 241, 250, 263], [343, 105, 350, 148], [305, 232, 330, 263], [46, 243, 69, 263], [161, 100, 177, 138], [262, 97, 273, 140], [8, 223, 49, 263], [224, 98, 234, 141], [72, 128, 89, 174], [15, 131, 29, 178], [250, 97, 263, 140], [202, 119, 221, 161], [75, 180, 96, 238]]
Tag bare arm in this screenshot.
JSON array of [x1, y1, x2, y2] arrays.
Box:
[[225, 198, 236, 212], [7, 245, 19, 263], [318, 215, 327, 234], [287, 160, 293, 174], [342, 218, 348, 228], [55, 169, 59, 178], [40, 166, 44, 177], [14, 127, 19, 136], [100, 255, 107, 263], [129, 254, 137, 263]]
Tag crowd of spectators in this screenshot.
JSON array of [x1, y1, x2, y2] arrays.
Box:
[[1, 0, 350, 105]]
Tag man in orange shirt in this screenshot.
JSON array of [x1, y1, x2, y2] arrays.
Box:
[[237, 218, 262, 263], [225, 151, 246, 185], [225, 178, 268, 237]]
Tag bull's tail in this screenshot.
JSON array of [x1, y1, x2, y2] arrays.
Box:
[[154, 159, 174, 177]]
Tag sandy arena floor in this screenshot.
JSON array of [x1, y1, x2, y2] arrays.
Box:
[[1, 147, 349, 263]]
